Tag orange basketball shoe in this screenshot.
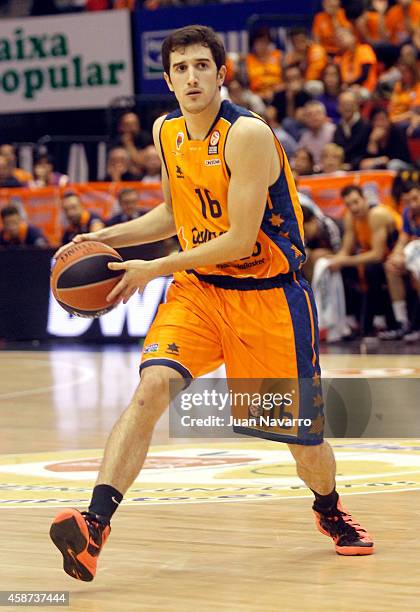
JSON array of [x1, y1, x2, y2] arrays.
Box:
[[50, 509, 110, 581], [313, 498, 374, 555]]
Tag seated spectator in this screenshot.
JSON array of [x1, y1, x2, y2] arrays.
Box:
[[360, 107, 412, 170], [285, 27, 328, 82], [0, 155, 24, 187], [337, 29, 378, 95], [86, 0, 135, 8], [0, 144, 32, 184], [298, 100, 336, 168], [141, 145, 161, 183], [356, 0, 390, 46], [312, 0, 353, 56], [385, 0, 420, 48], [270, 64, 313, 141], [30, 154, 69, 187], [104, 147, 141, 182], [291, 147, 315, 179], [106, 188, 145, 226], [333, 90, 371, 169], [245, 27, 283, 102], [0, 205, 48, 247], [319, 143, 346, 173], [388, 63, 420, 127], [301, 202, 341, 280], [227, 78, 266, 115], [61, 192, 104, 244], [385, 182, 420, 340], [264, 106, 299, 159], [112, 111, 153, 176], [328, 184, 402, 337], [317, 63, 343, 124]]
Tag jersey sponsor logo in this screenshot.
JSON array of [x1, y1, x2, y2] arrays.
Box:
[[176, 131, 184, 150], [208, 130, 220, 155], [144, 343, 159, 354], [192, 227, 226, 245], [176, 165, 184, 179], [204, 159, 221, 166]]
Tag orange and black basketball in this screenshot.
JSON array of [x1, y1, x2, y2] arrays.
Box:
[[51, 241, 124, 318]]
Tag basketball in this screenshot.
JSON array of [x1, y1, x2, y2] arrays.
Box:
[[51, 241, 124, 318]]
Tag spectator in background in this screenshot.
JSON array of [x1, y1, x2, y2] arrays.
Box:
[[0, 155, 24, 187], [270, 64, 313, 142], [245, 27, 283, 102], [319, 143, 346, 174], [106, 188, 144, 227], [312, 0, 353, 56], [285, 27, 328, 82], [388, 63, 420, 127], [30, 154, 69, 187], [104, 147, 141, 182], [263, 106, 299, 159], [356, 0, 390, 46], [0, 205, 48, 247], [112, 111, 153, 176], [337, 29, 378, 95], [317, 63, 343, 124], [298, 100, 335, 169], [61, 192, 104, 244], [360, 107, 412, 170], [291, 147, 315, 178], [226, 78, 266, 115], [86, 0, 135, 9], [0, 144, 32, 184], [385, 0, 420, 48], [328, 184, 402, 337], [140, 145, 162, 183], [333, 90, 371, 169]]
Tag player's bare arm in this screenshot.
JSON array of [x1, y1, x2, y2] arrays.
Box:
[[107, 118, 276, 303]]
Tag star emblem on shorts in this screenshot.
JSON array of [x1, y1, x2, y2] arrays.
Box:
[[313, 393, 324, 409], [312, 373, 321, 387], [166, 343, 180, 355], [291, 244, 302, 259], [269, 213, 284, 227], [309, 414, 325, 435]]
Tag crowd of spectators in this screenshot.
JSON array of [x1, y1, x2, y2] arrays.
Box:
[[0, 0, 419, 343]]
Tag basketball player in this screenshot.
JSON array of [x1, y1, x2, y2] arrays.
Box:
[[50, 26, 374, 582]]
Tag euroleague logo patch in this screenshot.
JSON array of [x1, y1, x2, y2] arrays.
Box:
[[176, 131, 184, 150], [208, 130, 220, 155]]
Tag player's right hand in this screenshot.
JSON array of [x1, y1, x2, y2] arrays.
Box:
[[53, 232, 103, 260]]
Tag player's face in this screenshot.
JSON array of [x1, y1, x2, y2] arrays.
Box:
[[62, 197, 82, 224], [120, 193, 139, 216], [3, 214, 20, 238], [165, 44, 226, 115], [408, 188, 420, 214], [344, 192, 368, 217]]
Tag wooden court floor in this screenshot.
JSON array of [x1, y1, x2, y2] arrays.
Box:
[[1, 349, 420, 611]]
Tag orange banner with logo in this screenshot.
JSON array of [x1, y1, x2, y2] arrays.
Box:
[[0, 182, 163, 245], [297, 171, 396, 219]]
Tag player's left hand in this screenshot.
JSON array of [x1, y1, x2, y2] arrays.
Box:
[[106, 259, 159, 304], [327, 254, 349, 272]]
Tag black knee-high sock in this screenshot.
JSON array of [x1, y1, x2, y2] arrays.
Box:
[[311, 487, 338, 513], [88, 484, 123, 522]]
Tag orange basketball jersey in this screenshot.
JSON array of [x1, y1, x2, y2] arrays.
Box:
[[159, 100, 306, 280]]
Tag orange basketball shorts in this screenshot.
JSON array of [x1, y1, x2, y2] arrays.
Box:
[[140, 271, 324, 445]]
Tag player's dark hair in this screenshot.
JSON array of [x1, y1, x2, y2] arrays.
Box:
[[288, 26, 308, 39], [161, 25, 226, 75], [301, 205, 315, 223], [341, 184, 364, 199], [1, 204, 20, 220]]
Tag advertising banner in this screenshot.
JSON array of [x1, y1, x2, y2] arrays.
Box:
[[134, 0, 314, 94], [0, 10, 133, 113]]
